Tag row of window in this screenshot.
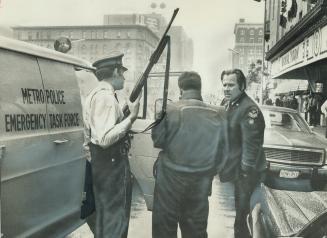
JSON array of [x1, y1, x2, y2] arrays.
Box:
[[238, 56, 263, 65], [235, 47, 263, 54], [239, 28, 263, 36], [17, 30, 135, 41], [238, 37, 263, 43]]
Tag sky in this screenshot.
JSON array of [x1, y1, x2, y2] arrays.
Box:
[[0, 0, 264, 93]]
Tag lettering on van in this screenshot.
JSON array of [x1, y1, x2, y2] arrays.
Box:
[[21, 88, 66, 104], [4, 113, 80, 132]]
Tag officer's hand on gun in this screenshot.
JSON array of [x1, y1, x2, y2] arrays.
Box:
[[127, 94, 141, 123]]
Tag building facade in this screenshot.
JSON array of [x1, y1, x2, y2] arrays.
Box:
[[231, 19, 264, 100], [260, 0, 327, 118], [263, 0, 327, 96], [232, 19, 264, 74], [12, 13, 193, 97], [103, 13, 193, 71], [13, 24, 159, 95]]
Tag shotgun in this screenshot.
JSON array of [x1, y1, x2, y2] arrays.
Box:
[[123, 8, 179, 115]]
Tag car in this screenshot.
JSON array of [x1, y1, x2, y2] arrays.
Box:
[[261, 105, 327, 191], [248, 183, 327, 238], [0, 36, 98, 237]]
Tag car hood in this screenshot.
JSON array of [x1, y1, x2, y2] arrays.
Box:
[[264, 129, 327, 149], [254, 184, 327, 236]]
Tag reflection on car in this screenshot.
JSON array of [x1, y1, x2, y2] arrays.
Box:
[[261, 105, 327, 191], [248, 184, 327, 238]]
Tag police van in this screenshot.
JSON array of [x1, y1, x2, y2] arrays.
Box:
[[0, 36, 98, 237]]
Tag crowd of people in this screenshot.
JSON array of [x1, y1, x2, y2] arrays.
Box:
[[263, 93, 326, 127]]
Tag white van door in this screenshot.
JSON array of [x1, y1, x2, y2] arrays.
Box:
[[129, 73, 180, 210], [36, 58, 85, 236], [0, 49, 51, 238]]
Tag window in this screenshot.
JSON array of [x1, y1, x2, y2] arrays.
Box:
[[91, 31, 96, 39], [262, 110, 309, 132], [82, 31, 87, 39], [97, 31, 103, 39], [258, 38, 263, 43], [272, 0, 275, 20], [240, 29, 245, 35], [259, 29, 263, 35], [239, 37, 244, 43], [104, 31, 109, 39], [117, 31, 121, 38], [81, 44, 87, 55], [36, 32, 40, 39], [250, 29, 254, 35]]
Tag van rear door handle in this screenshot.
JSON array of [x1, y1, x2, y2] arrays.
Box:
[[53, 139, 69, 144], [0, 145, 5, 159]]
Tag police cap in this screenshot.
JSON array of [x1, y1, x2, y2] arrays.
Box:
[[178, 71, 201, 90], [93, 54, 128, 71], [93, 54, 127, 80]]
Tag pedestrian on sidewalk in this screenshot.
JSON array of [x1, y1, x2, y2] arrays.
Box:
[[321, 99, 327, 138]]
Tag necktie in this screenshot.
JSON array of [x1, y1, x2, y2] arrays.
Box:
[[114, 93, 119, 103], [225, 101, 231, 111]]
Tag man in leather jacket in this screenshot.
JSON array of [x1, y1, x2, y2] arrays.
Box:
[[151, 71, 228, 238]]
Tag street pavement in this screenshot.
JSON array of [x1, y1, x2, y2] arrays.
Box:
[[67, 177, 235, 238]]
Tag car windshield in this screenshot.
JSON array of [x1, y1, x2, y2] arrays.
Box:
[[262, 108, 311, 133]]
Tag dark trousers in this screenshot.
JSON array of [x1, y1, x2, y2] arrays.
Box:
[[89, 143, 133, 238], [152, 161, 213, 238], [233, 174, 262, 238]]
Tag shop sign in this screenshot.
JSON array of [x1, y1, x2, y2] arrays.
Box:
[[271, 25, 327, 78]]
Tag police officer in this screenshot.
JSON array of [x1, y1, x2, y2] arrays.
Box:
[[84, 54, 140, 238], [152, 71, 227, 238], [219, 69, 266, 238]]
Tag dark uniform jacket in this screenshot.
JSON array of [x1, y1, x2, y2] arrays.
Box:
[[220, 92, 267, 182], [152, 90, 228, 174]]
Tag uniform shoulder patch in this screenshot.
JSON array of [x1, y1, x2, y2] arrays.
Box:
[[248, 106, 259, 119]]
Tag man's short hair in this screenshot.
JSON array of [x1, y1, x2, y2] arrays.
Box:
[[220, 69, 246, 91], [95, 67, 116, 81], [178, 71, 201, 91]]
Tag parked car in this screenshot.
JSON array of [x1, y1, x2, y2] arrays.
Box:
[[0, 36, 97, 237], [248, 183, 327, 238], [261, 105, 327, 191]]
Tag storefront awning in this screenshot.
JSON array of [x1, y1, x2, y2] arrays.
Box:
[[273, 79, 308, 95]]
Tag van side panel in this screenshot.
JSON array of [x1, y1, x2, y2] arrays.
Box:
[[0, 50, 50, 237], [0, 49, 85, 237]]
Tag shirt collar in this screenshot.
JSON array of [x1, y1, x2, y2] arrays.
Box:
[[230, 92, 246, 106], [180, 90, 203, 101], [98, 80, 115, 94]]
